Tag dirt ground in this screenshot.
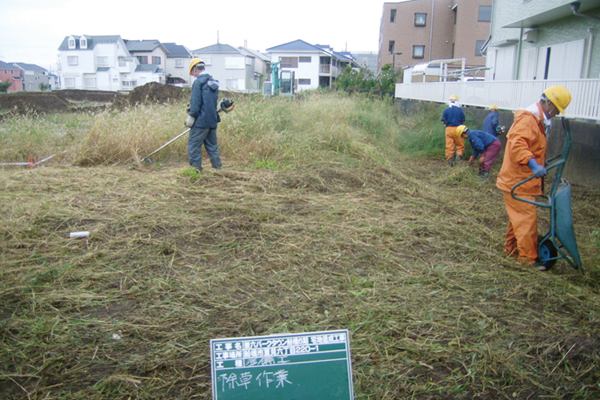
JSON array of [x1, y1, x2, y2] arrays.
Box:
[[0, 82, 188, 117]]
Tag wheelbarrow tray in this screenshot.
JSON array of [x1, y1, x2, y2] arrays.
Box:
[[552, 180, 582, 269]]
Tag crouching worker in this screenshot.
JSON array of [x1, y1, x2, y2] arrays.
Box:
[[495, 85, 571, 271], [184, 58, 222, 171], [457, 125, 502, 181]]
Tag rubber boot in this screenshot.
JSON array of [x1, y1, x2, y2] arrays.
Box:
[[455, 154, 462, 163], [479, 171, 489, 181], [448, 157, 454, 167]]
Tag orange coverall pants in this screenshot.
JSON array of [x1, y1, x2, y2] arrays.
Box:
[[502, 191, 538, 263], [445, 126, 465, 160]]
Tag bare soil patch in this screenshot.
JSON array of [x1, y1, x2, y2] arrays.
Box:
[[0, 83, 188, 118]]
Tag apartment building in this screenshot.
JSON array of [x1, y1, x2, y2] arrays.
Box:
[[486, 0, 600, 81], [378, 0, 493, 74]]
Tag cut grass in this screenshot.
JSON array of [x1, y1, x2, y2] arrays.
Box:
[[0, 91, 599, 399]]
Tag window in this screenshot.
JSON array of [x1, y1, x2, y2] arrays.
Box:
[[414, 13, 427, 26], [280, 57, 298, 68], [80, 38, 87, 49], [475, 40, 486, 56], [299, 56, 312, 63], [388, 41, 395, 54], [118, 57, 126, 67], [152, 56, 161, 64], [68, 38, 76, 49], [97, 57, 108, 67], [67, 56, 78, 66], [225, 57, 245, 69], [298, 78, 311, 85], [412, 45, 425, 59], [390, 9, 397, 23], [137, 56, 148, 64], [175, 58, 184, 68], [64, 78, 75, 88], [84, 76, 96, 88], [122, 80, 137, 88], [226, 79, 244, 89], [478, 6, 492, 22]]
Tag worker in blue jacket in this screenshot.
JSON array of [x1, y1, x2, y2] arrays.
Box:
[[482, 105, 499, 135], [457, 125, 502, 181], [184, 58, 222, 171], [441, 95, 466, 166]]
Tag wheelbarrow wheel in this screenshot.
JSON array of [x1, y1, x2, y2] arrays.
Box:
[[538, 235, 558, 270]]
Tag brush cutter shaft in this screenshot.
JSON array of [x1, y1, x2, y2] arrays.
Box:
[[142, 128, 190, 161]]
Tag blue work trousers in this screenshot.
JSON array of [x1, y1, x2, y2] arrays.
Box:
[[188, 126, 221, 170]]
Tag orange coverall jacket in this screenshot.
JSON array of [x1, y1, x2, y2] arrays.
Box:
[[496, 103, 547, 196]]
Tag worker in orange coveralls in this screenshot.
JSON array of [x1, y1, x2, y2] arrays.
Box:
[[441, 94, 466, 166], [496, 86, 571, 271]]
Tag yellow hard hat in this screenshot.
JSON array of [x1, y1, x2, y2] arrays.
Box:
[[543, 85, 571, 115], [488, 105, 498, 111], [456, 125, 468, 137], [189, 58, 205, 75], [449, 94, 459, 101]]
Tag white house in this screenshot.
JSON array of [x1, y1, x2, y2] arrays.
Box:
[[265, 39, 357, 92], [58, 35, 165, 91], [238, 47, 270, 92], [192, 43, 259, 92], [163, 43, 193, 86]]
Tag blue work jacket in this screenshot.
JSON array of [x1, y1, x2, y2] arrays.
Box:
[[482, 112, 499, 136], [441, 106, 465, 127], [189, 72, 221, 129], [468, 129, 500, 158]]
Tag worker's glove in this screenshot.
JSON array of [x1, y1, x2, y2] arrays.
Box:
[[479, 154, 486, 164], [185, 115, 195, 127], [468, 156, 475, 166], [527, 158, 547, 178]]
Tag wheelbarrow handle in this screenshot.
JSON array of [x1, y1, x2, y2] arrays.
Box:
[[511, 151, 567, 205], [511, 176, 550, 207]]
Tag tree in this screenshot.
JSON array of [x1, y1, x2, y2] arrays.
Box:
[[0, 79, 13, 93], [378, 63, 403, 91], [39, 83, 49, 91], [334, 64, 403, 92]]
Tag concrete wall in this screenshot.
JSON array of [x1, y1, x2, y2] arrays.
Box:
[[396, 98, 600, 188]]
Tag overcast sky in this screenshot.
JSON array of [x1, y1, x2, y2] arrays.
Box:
[[0, 0, 385, 71]]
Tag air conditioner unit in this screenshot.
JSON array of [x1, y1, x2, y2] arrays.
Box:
[[524, 29, 538, 43]]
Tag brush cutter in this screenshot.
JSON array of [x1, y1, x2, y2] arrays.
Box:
[[141, 98, 235, 163], [511, 118, 583, 272]]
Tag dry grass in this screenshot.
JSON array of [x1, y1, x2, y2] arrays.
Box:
[[1, 92, 599, 399]]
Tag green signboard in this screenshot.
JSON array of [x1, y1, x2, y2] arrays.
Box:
[[210, 329, 354, 400]]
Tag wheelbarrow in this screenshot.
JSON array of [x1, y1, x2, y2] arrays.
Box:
[[511, 118, 583, 272]]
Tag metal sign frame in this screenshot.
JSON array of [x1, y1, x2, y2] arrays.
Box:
[[210, 329, 354, 400]]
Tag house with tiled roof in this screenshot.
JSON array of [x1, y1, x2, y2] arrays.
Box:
[[0, 60, 23, 92], [12, 62, 51, 91], [125, 40, 168, 73], [162, 43, 193, 86], [192, 43, 262, 92], [265, 39, 357, 92], [58, 35, 166, 91]]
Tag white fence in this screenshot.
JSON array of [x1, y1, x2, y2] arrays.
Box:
[[395, 79, 600, 122]]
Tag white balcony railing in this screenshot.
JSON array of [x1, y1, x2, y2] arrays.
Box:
[[395, 79, 600, 121]]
